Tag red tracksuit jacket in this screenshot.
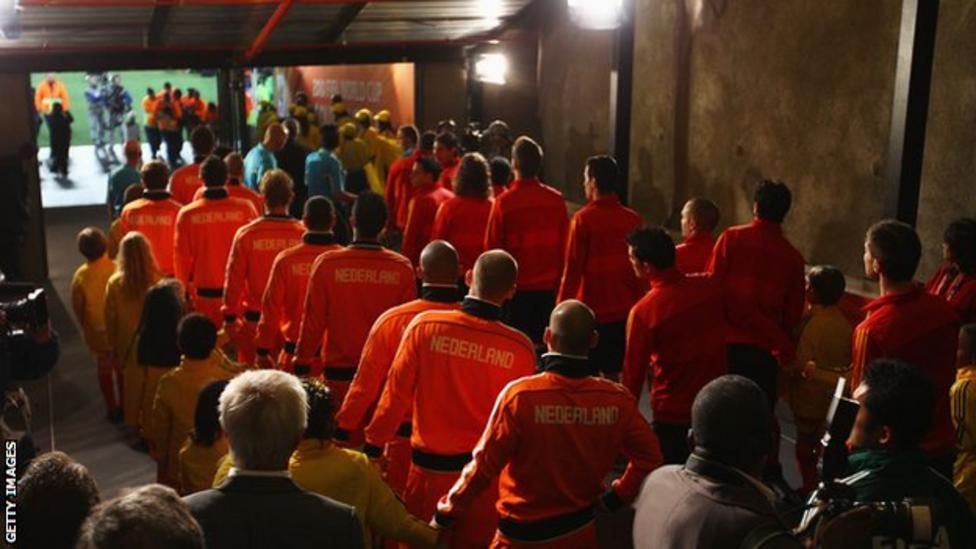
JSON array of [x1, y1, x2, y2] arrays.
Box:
[[675, 231, 716, 275], [926, 263, 976, 324], [622, 269, 728, 425], [436, 354, 663, 525], [431, 196, 493, 274], [401, 184, 456, 267], [484, 178, 569, 291], [557, 194, 644, 323], [851, 287, 959, 456]]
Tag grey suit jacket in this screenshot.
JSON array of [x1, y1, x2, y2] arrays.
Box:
[[184, 473, 363, 549]]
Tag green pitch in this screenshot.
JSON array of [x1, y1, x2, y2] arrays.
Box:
[[32, 70, 218, 148]]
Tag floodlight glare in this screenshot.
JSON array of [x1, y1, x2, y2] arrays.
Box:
[[475, 53, 508, 85], [568, 0, 624, 30]]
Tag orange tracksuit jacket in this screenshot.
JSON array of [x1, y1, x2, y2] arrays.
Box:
[[431, 196, 493, 274], [293, 243, 416, 381], [223, 215, 304, 321], [557, 194, 645, 324], [364, 299, 537, 547], [401, 184, 455, 267], [174, 190, 258, 323], [435, 354, 663, 545], [193, 179, 265, 214], [119, 190, 182, 276], [484, 178, 569, 291], [255, 234, 342, 366], [169, 162, 204, 206], [223, 215, 304, 364]]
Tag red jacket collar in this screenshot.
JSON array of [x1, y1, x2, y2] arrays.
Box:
[[510, 177, 541, 190], [683, 231, 714, 245], [750, 218, 782, 233], [648, 267, 684, 287], [590, 194, 621, 208], [863, 284, 924, 313]]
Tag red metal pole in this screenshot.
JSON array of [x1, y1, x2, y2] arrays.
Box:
[[242, 0, 293, 62]]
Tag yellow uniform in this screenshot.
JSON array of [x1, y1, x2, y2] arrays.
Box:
[[337, 136, 371, 172], [178, 436, 229, 496], [373, 133, 403, 188], [951, 365, 976, 512], [214, 440, 437, 548], [107, 219, 125, 260], [105, 271, 161, 429], [70, 255, 115, 354], [788, 304, 853, 433], [149, 351, 242, 489]]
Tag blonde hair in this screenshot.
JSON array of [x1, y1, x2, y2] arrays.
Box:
[[117, 232, 159, 298], [219, 370, 308, 470], [259, 169, 294, 209]]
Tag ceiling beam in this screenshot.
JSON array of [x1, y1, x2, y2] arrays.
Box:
[[320, 2, 366, 43], [19, 0, 396, 7], [242, 0, 293, 62]]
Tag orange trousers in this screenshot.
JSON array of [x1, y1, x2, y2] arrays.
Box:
[[385, 435, 411, 497], [490, 523, 598, 549], [192, 295, 223, 327], [402, 464, 498, 549]]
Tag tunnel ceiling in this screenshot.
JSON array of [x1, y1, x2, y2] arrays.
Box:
[[0, 0, 535, 71]]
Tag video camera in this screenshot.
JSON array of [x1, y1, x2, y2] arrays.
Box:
[[0, 281, 49, 333]]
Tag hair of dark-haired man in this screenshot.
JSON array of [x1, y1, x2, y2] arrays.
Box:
[[76, 484, 204, 549], [178, 313, 218, 360], [807, 265, 846, 306], [944, 218, 976, 276], [351, 191, 388, 240], [454, 153, 490, 199], [691, 375, 771, 474], [753, 179, 792, 223], [320, 123, 340, 151], [147, 87, 155, 97], [399, 125, 419, 148], [861, 359, 935, 450], [141, 160, 170, 191], [18, 451, 100, 549], [415, 155, 442, 182], [512, 136, 543, 179], [199, 155, 228, 188], [419, 131, 436, 152], [304, 196, 336, 232], [78, 227, 108, 261], [303, 379, 337, 441], [189, 126, 215, 158], [489, 156, 513, 187], [867, 219, 922, 282], [627, 227, 676, 270], [435, 131, 459, 151], [191, 380, 228, 447], [586, 155, 618, 195]]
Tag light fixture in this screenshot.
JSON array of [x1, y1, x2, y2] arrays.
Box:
[[567, 0, 624, 30], [475, 53, 508, 85], [478, 0, 502, 28]]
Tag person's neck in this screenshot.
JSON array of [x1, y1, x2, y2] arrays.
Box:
[[126, 159, 140, 168], [879, 277, 915, 296], [467, 293, 505, 307], [266, 207, 289, 217], [352, 232, 379, 244]]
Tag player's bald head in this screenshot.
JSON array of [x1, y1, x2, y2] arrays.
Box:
[[547, 300, 596, 357], [470, 249, 518, 303], [420, 240, 459, 285]]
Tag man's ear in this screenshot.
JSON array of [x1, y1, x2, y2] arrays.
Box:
[[871, 258, 882, 278], [415, 265, 424, 280], [589, 329, 599, 351], [464, 269, 473, 288], [543, 327, 553, 347], [878, 425, 894, 447]]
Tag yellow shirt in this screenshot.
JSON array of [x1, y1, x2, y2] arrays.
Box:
[[788, 305, 853, 426], [179, 436, 229, 496], [150, 352, 242, 487], [373, 133, 403, 187], [951, 365, 976, 512], [70, 255, 116, 354], [337, 137, 371, 172], [104, 271, 159, 366], [213, 440, 437, 549]]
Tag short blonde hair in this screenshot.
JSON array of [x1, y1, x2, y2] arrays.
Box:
[[259, 169, 294, 209], [219, 370, 308, 470]]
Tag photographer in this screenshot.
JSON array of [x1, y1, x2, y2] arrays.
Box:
[[814, 359, 975, 547], [1, 281, 59, 473]]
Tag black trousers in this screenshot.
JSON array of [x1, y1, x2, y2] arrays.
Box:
[[653, 422, 691, 465], [162, 130, 182, 166], [727, 343, 782, 475], [145, 126, 161, 158], [502, 290, 555, 345]]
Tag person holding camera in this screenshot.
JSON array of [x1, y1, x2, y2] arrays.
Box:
[[828, 359, 976, 547]]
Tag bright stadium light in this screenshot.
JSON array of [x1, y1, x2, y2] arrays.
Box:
[[479, 0, 503, 27], [568, 0, 624, 30], [475, 53, 508, 85]]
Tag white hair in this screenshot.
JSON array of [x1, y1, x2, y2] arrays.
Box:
[[218, 370, 308, 470]]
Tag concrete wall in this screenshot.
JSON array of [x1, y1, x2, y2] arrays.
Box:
[[630, 0, 902, 275], [916, 0, 976, 278]]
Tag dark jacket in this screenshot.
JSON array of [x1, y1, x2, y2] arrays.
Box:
[[632, 455, 801, 549], [184, 473, 364, 549]]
